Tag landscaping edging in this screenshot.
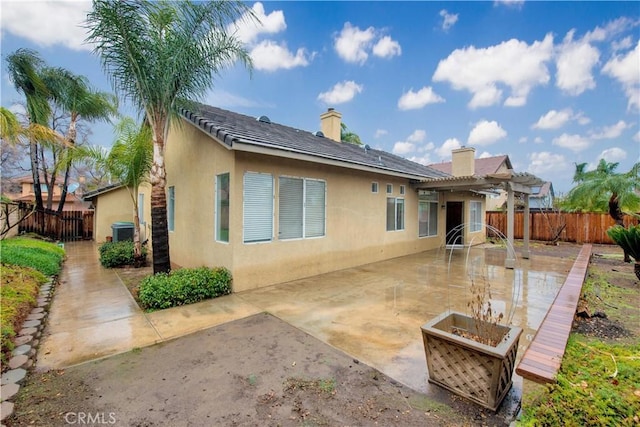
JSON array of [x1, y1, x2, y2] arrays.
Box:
[[0, 279, 56, 423]]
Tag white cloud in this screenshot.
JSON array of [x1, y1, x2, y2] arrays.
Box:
[[555, 29, 600, 96], [408, 130, 426, 143], [397, 87, 445, 110], [528, 152, 568, 175], [439, 10, 459, 31], [408, 154, 433, 166], [519, 137, 527, 144], [552, 133, 590, 152], [602, 41, 640, 110], [468, 120, 507, 146], [433, 34, 554, 109], [612, 36, 633, 52], [228, 2, 286, 45], [534, 136, 544, 144], [598, 147, 627, 163], [634, 131, 640, 143], [494, 0, 525, 8], [532, 108, 573, 129], [436, 138, 462, 159], [392, 141, 415, 155], [478, 151, 494, 159], [374, 129, 388, 139], [589, 120, 630, 139], [334, 22, 376, 65], [317, 81, 363, 105], [372, 36, 402, 59], [1, 0, 92, 51], [575, 112, 591, 125], [250, 41, 310, 71]]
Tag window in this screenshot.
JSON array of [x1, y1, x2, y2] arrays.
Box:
[[243, 172, 273, 243], [371, 182, 378, 193], [31, 184, 48, 193], [386, 184, 393, 194], [216, 173, 230, 242], [386, 197, 404, 231], [278, 177, 326, 240], [138, 193, 145, 225], [168, 186, 175, 232], [419, 192, 438, 237], [470, 201, 482, 232], [400, 185, 405, 195]]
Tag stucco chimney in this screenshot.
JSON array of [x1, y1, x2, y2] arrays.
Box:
[[320, 108, 342, 142], [451, 146, 476, 177]]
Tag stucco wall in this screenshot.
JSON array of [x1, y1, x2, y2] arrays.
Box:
[[164, 121, 469, 292], [93, 187, 135, 243]]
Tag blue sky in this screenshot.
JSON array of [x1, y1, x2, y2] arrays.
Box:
[[1, 1, 639, 193]]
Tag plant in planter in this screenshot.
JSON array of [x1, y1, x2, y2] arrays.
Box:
[[421, 277, 522, 411]]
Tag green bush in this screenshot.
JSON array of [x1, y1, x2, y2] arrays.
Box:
[[99, 241, 147, 268], [0, 264, 46, 365], [138, 267, 232, 310], [0, 237, 64, 276]]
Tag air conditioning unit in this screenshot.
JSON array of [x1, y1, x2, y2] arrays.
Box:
[[111, 222, 134, 242]]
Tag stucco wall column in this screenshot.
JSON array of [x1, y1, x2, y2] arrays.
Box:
[[522, 193, 530, 259], [505, 184, 516, 269]]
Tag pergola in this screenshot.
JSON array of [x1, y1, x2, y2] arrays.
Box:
[[414, 171, 547, 269]]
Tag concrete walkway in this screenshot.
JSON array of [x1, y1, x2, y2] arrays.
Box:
[[39, 241, 576, 400]]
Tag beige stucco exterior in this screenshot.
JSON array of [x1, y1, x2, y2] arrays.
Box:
[[160, 121, 485, 292], [91, 183, 151, 243]]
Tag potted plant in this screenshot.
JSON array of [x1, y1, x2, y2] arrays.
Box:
[[607, 224, 640, 281], [421, 278, 523, 411]]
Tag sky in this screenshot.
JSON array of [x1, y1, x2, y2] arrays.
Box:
[[1, 0, 639, 194]]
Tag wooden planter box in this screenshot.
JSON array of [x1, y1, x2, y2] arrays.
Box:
[[421, 311, 523, 411]]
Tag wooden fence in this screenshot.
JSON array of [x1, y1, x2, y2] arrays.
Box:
[[18, 207, 94, 241], [486, 211, 639, 244]]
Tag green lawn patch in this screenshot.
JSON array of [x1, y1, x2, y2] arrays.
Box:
[[0, 236, 65, 276]]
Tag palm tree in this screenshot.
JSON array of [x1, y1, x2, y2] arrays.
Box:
[[564, 159, 640, 261], [86, 0, 254, 274], [6, 49, 52, 214], [341, 122, 362, 145], [85, 118, 152, 264], [41, 68, 117, 213], [607, 225, 640, 281]]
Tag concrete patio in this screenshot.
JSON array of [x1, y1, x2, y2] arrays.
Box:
[[38, 241, 576, 411]]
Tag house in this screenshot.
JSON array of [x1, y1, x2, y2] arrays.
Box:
[[530, 181, 555, 210], [89, 104, 544, 291], [7, 175, 90, 211]]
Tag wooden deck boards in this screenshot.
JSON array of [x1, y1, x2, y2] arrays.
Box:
[[516, 244, 593, 384]]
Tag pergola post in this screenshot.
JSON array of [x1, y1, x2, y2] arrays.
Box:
[[522, 193, 530, 259], [505, 183, 516, 269]]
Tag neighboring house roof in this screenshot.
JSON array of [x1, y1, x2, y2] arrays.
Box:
[[83, 183, 125, 200], [181, 103, 450, 180], [428, 155, 513, 177], [533, 181, 553, 198]]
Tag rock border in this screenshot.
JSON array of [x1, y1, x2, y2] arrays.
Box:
[[1, 279, 55, 423]]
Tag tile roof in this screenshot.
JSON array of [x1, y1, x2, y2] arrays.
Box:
[[82, 183, 124, 200], [181, 103, 450, 180], [428, 155, 512, 177]]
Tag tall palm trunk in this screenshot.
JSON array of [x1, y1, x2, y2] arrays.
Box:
[[57, 115, 77, 214], [150, 124, 171, 274], [29, 136, 45, 233]]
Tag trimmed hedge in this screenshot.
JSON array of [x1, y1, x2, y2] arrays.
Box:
[[0, 237, 65, 276], [138, 267, 232, 310], [99, 241, 147, 268]]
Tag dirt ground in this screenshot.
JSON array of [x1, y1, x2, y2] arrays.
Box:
[[6, 242, 638, 427]]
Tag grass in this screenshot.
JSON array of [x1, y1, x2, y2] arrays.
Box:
[[285, 377, 337, 396], [519, 262, 640, 426], [0, 236, 65, 276], [0, 264, 47, 365]]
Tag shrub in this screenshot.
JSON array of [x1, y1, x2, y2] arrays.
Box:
[[0, 264, 46, 365], [138, 267, 232, 310], [0, 237, 64, 276], [99, 241, 147, 268]]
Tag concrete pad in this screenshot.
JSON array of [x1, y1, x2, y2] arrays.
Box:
[[146, 294, 263, 340], [38, 315, 161, 369]]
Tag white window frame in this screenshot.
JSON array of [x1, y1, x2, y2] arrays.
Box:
[[243, 171, 274, 244], [215, 173, 230, 243], [400, 185, 405, 195], [278, 176, 326, 240], [168, 186, 175, 232], [470, 201, 482, 232], [418, 192, 438, 237], [386, 184, 393, 194], [371, 182, 378, 193], [386, 197, 405, 231]]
